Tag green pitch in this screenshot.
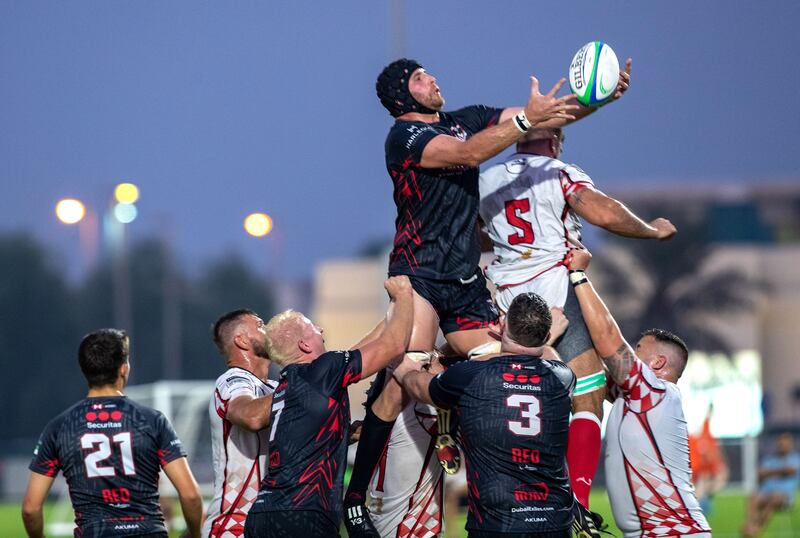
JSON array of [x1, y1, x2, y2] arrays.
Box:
[[0, 491, 796, 537]]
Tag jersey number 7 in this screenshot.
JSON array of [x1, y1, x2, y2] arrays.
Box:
[[504, 199, 535, 246]]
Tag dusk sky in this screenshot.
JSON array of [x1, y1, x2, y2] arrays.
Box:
[[2, 1, 798, 282]]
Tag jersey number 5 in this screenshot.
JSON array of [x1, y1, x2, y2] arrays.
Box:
[[506, 394, 541, 436], [81, 432, 136, 478], [504, 199, 535, 246]]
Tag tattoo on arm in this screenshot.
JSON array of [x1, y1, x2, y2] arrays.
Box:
[[602, 343, 635, 385]]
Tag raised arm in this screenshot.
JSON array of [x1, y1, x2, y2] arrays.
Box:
[[500, 57, 633, 129], [567, 247, 636, 386], [226, 393, 273, 431], [163, 458, 204, 538], [21, 472, 55, 538], [568, 186, 676, 240], [393, 355, 436, 405], [419, 77, 577, 169], [356, 276, 414, 378]]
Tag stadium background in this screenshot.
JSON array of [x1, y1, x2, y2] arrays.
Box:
[[1, 1, 799, 537]]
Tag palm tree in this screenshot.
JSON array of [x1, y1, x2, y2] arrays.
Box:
[[590, 213, 764, 354]]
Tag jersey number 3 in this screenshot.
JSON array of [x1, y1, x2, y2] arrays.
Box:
[[504, 199, 535, 245], [506, 394, 541, 436], [81, 432, 136, 478]]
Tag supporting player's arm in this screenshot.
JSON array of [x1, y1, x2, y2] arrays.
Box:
[[420, 78, 577, 168], [21, 472, 55, 538], [393, 355, 436, 405], [567, 247, 636, 386], [356, 276, 414, 378], [163, 457, 204, 538], [568, 186, 676, 240], [226, 393, 273, 431]]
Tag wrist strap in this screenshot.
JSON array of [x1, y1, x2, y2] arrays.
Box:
[[569, 269, 589, 286], [513, 110, 532, 133]]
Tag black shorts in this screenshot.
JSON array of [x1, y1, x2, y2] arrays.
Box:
[[552, 284, 594, 363], [244, 510, 340, 537], [400, 270, 499, 335]]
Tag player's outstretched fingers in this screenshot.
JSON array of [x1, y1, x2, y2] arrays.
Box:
[[546, 77, 568, 97], [528, 76, 542, 98]]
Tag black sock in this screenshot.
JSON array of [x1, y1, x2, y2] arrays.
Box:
[[344, 406, 395, 506]]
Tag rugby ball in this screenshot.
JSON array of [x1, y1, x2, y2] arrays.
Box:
[[569, 41, 620, 106]]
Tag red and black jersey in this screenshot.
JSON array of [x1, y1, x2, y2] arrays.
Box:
[[385, 105, 503, 281], [29, 396, 186, 537], [249, 350, 362, 527], [428, 355, 575, 535]]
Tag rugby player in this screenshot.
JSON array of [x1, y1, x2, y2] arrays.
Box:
[[394, 293, 577, 538], [22, 329, 204, 538], [345, 56, 633, 536], [243, 275, 413, 537], [478, 105, 676, 507], [566, 246, 711, 537], [204, 310, 278, 538]]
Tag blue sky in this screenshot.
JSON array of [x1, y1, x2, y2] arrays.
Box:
[[1, 1, 798, 281]]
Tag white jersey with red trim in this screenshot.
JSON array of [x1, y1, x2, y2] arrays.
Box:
[[368, 401, 444, 538], [605, 358, 710, 538], [204, 368, 278, 538], [479, 153, 593, 307]]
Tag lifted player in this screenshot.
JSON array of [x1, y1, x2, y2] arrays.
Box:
[[22, 329, 204, 538], [345, 56, 632, 536], [478, 106, 675, 508]]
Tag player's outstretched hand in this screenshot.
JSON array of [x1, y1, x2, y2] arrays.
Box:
[[384, 275, 413, 300], [567, 246, 592, 271], [612, 58, 633, 101], [525, 76, 578, 127], [650, 218, 677, 240]]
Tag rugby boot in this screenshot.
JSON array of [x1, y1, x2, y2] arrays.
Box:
[[571, 498, 601, 538], [435, 408, 461, 474]]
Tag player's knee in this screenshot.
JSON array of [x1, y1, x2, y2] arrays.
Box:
[[372, 380, 405, 420]]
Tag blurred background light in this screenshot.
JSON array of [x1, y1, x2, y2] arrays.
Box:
[[244, 212, 273, 237], [114, 183, 140, 204], [113, 203, 138, 224], [55, 198, 86, 224]]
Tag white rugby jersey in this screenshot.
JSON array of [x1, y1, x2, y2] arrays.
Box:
[[204, 368, 277, 538], [479, 154, 593, 292], [605, 359, 710, 537], [368, 401, 443, 538]]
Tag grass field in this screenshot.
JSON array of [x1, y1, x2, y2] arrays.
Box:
[[1, 491, 797, 537]]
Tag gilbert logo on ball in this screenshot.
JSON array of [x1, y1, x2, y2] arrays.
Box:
[[569, 41, 620, 106]]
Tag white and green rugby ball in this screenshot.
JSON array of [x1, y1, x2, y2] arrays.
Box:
[[569, 41, 620, 106]]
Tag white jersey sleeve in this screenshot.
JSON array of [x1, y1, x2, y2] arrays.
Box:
[[204, 368, 277, 538], [479, 154, 593, 289]]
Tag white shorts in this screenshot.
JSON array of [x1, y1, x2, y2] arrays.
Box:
[[368, 401, 444, 538], [495, 265, 568, 314]]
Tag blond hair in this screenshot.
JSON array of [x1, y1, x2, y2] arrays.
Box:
[[264, 310, 307, 367]]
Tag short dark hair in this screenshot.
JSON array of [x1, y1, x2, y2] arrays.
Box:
[[506, 293, 552, 348], [641, 328, 689, 364], [78, 329, 130, 388], [213, 309, 258, 356]]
